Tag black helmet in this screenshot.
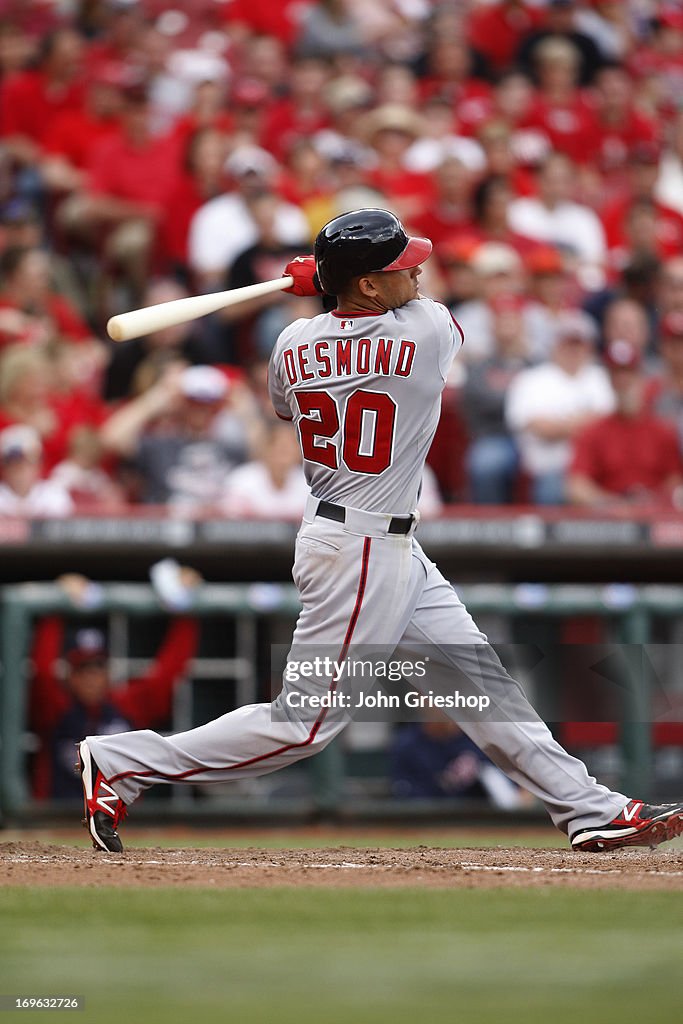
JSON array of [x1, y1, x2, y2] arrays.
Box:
[[314, 208, 432, 295]]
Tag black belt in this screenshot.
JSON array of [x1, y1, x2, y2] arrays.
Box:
[[315, 500, 414, 535]]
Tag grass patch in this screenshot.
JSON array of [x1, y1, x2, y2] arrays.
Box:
[[1, 887, 681, 1024]]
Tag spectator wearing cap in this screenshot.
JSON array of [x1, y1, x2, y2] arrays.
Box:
[[601, 141, 683, 268], [100, 364, 251, 510], [647, 312, 683, 455], [568, 338, 683, 507], [508, 152, 607, 291], [516, 0, 604, 86], [0, 425, 73, 517], [505, 310, 614, 504], [523, 245, 575, 362], [451, 242, 524, 365], [362, 104, 436, 224], [29, 570, 199, 800], [461, 292, 531, 504], [188, 145, 309, 290]]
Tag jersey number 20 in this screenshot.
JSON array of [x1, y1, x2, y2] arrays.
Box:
[[295, 389, 396, 475]]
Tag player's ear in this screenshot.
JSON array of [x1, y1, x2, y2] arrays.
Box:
[[358, 275, 380, 298]]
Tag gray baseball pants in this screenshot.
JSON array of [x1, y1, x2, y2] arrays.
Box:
[[88, 499, 628, 835]]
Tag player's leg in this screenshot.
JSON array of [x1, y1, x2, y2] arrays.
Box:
[[82, 520, 421, 830], [394, 543, 630, 838]]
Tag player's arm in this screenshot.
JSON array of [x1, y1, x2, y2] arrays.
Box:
[[113, 617, 199, 727], [29, 616, 70, 734]]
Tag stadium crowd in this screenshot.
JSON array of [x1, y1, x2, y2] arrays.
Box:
[[1, 0, 683, 516]]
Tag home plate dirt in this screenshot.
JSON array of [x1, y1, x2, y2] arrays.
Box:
[[1, 842, 683, 889]]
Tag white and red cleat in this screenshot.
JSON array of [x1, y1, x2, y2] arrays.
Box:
[[571, 800, 683, 852], [75, 740, 127, 853]]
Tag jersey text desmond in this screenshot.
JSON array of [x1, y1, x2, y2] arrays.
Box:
[[282, 337, 416, 386]]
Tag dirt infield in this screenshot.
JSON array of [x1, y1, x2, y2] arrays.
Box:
[[2, 841, 683, 890]]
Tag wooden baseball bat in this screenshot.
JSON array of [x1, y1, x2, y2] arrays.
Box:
[[106, 276, 295, 342]]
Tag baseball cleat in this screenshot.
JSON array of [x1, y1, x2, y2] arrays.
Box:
[[76, 740, 127, 853], [570, 800, 683, 852]]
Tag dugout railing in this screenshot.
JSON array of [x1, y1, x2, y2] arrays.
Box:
[[1, 581, 682, 821]]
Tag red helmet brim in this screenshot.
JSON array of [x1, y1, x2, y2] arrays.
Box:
[[382, 235, 433, 272]]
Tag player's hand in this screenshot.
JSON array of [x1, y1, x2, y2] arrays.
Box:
[[282, 256, 322, 297]]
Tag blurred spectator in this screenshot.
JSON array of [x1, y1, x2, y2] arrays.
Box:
[[100, 364, 251, 510], [505, 310, 614, 504], [601, 142, 683, 270], [29, 569, 200, 800], [259, 56, 331, 162], [656, 109, 683, 217], [470, 174, 538, 258], [63, 82, 183, 309], [0, 424, 73, 516], [391, 720, 524, 808], [600, 296, 651, 362], [0, 246, 96, 350], [223, 193, 316, 362], [157, 127, 230, 280], [467, 1, 543, 76], [657, 255, 683, 323], [461, 293, 530, 504], [49, 426, 125, 512], [403, 95, 486, 176], [523, 245, 575, 361], [568, 339, 683, 508], [188, 145, 309, 289], [575, 0, 635, 62], [362, 104, 435, 223], [516, 0, 604, 86], [590, 65, 658, 198], [508, 152, 607, 291], [451, 242, 524, 365], [40, 60, 127, 196], [648, 312, 683, 453], [220, 419, 309, 518], [103, 278, 222, 401], [0, 344, 105, 471], [296, 0, 365, 60], [418, 36, 493, 136], [522, 35, 600, 165], [411, 155, 474, 248], [0, 27, 85, 171], [475, 117, 538, 197]]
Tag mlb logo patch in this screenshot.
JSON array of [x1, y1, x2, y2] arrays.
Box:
[[339, 320, 354, 330]]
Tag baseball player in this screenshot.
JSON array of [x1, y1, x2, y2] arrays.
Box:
[[77, 209, 683, 854]]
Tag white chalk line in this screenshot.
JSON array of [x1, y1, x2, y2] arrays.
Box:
[[3, 854, 683, 878]]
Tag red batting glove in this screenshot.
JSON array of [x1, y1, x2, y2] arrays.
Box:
[[282, 255, 321, 297]]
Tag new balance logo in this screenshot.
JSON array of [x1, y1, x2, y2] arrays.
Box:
[[96, 782, 120, 815], [622, 801, 643, 822]]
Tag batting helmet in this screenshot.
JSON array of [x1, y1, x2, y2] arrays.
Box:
[[314, 209, 432, 295]]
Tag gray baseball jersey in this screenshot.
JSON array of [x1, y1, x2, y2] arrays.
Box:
[[268, 299, 463, 514]]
